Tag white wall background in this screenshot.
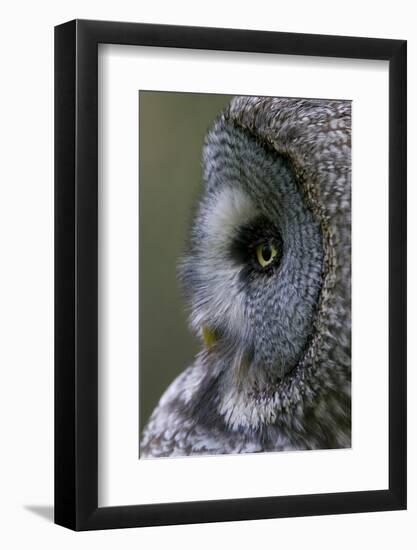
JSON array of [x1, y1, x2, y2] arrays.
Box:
[[0, 1, 414, 548]]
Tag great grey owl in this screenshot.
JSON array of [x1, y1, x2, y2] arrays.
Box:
[[140, 96, 351, 457]]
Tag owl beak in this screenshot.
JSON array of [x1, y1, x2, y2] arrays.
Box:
[[202, 325, 218, 348]]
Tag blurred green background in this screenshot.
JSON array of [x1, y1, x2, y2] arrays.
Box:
[[139, 91, 234, 435]]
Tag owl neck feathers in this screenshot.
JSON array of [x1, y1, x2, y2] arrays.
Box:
[[183, 348, 349, 451], [185, 348, 302, 433]]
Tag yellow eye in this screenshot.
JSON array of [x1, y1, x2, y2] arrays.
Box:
[[255, 242, 278, 267]]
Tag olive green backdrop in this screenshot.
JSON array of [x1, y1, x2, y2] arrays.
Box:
[[139, 91, 234, 435]]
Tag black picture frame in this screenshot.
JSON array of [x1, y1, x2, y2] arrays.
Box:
[[55, 19, 407, 531]]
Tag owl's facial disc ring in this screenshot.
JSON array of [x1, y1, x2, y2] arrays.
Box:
[[180, 122, 324, 387]]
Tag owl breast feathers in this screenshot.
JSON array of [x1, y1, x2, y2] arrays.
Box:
[[141, 96, 351, 457]]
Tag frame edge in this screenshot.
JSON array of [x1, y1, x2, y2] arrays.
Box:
[[388, 39, 407, 511], [54, 19, 408, 531], [54, 19, 77, 530]]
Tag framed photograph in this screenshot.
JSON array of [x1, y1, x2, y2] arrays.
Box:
[[55, 19, 406, 530]]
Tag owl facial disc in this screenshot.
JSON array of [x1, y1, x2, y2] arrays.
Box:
[[179, 123, 323, 381]]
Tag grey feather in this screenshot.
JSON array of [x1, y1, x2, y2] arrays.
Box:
[[140, 96, 351, 457]]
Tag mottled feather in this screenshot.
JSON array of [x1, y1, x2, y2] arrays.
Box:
[[140, 97, 351, 457]]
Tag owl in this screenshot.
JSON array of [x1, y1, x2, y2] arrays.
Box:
[[140, 96, 351, 457]]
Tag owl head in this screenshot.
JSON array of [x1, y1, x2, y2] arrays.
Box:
[[178, 96, 351, 443]]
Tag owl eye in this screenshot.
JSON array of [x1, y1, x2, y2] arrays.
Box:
[[255, 242, 278, 267]]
